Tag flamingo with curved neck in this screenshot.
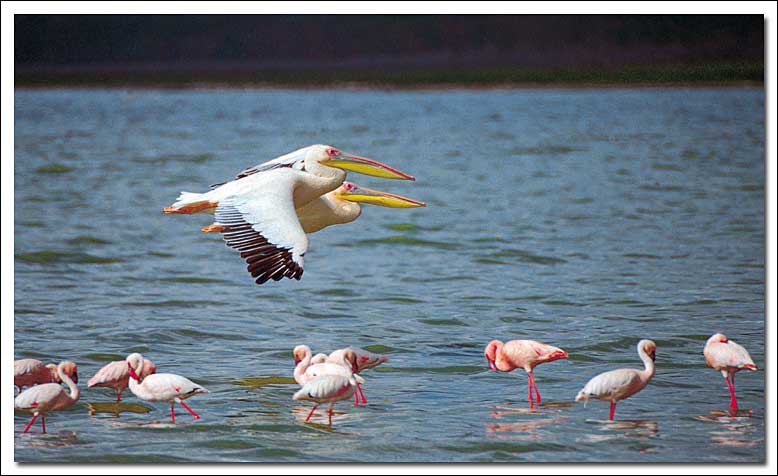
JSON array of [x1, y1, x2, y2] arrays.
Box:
[[575, 340, 657, 420], [15, 361, 80, 433]]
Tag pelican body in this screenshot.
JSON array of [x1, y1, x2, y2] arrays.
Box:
[[164, 145, 417, 285], [15, 361, 80, 433], [14, 359, 78, 392], [125, 353, 208, 423], [88, 358, 157, 402], [575, 340, 656, 420], [704, 333, 757, 412], [484, 340, 568, 406]]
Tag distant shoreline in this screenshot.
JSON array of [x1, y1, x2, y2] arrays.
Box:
[[15, 62, 764, 90]]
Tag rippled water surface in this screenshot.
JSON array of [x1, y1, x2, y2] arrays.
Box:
[[14, 88, 765, 462]]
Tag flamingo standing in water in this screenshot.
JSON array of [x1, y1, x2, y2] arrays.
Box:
[[704, 333, 758, 412], [14, 359, 78, 392], [88, 358, 158, 402], [164, 145, 416, 285], [575, 340, 656, 420], [319, 346, 390, 405], [293, 374, 359, 425], [125, 353, 208, 423], [14, 361, 80, 433], [484, 339, 568, 406]]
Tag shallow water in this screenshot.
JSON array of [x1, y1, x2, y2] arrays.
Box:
[[14, 87, 765, 462]]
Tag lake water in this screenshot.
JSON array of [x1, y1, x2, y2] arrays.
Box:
[[14, 87, 765, 463]]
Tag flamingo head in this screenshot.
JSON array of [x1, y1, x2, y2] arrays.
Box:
[[547, 348, 569, 362], [333, 182, 426, 208], [293, 345, 311, 366], [484, 340, 503, 371], [60, 361, 78, 384], [639, 340, 657, 362], [308, 144, 416, 180], [126, 353, 144, 381], [342, 349, 360, 374], [709, 333, 729, 344]]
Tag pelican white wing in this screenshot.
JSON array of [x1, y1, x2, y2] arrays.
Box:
[[215, 178, 309, 285]]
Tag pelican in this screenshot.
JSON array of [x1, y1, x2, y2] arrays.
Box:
[[164, 145, 417, 285]]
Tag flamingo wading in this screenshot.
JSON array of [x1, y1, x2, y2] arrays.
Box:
[[125, 353, 208, 423], [484, 339, 568, 406], [575, 339, 656, 420], [164, 145, 416, 285], [15, 361, 80, 434], [703, 333, 758, 412], [88, 358, 157, 402]]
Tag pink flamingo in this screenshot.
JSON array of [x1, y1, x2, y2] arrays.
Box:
[[88, 358, 157, 402], [294, 346, 364, 383], [293, 375, 358, 425], [484, 339, 568, 406], [326, 347, 389, 405], [704, 333, 757, 412], [14, 359, 78, 392], [14, 361, 80, 433], [125, 353, 208, 423], [575, 339, 656, 420]]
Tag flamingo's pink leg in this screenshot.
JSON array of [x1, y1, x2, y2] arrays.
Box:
[[354, 389, 359, 405], [179, 401, 201, 419], [305, 404, 318, 422], [328, 407, 333, 426], [116, 390, 122, 402], [725, 375, 738, 411], [527, 376, 534, 406], [41, 415, 46, 434], [357, 383, 367, 404], [609, 402, 616, 420], [22, 414, 38, 434], [170, 402, 176, 423], [529, 372, 542, 404]]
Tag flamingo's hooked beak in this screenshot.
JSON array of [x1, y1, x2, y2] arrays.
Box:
[[335, 183, 426, 208], [486, 357, 497, 371], [327, 152, 416, 180], [294, 358, 301, 366], [72, 371, 79, 384], [127, 362, 140, 381]]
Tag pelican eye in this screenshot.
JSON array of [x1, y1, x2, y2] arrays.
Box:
[[327, 148, 340, 157]]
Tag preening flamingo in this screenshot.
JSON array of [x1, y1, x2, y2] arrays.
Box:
[[125, 353, 208, 423], [88, 358, 157, 402], [14, 361, 80, 434], [575, 340, 656, 420], [484, 339, 568, 406], [293, 375, 358, 425], [703, 333, 757, 412], [326, 346, 389, 405], [14, 359, 78, 392], [164, 145, 416, 285]]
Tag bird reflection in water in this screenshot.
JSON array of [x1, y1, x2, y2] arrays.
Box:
[[695, 409, 760, 448], [86, 401, 152, 417], [485, 403, 570, 441]]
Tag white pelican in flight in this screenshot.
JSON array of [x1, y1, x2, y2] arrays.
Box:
[[164, 145, 418, 285]]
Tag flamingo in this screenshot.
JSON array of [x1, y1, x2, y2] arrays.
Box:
[[14, 359, 78, 392], [323, 346, 390, 405], [703, 333, 758, 412], [125, 353, 208, 423], [293, 346, 364, 386], [88, 358, 157, 402], [164, 145, 416, 285], [575, 339, 656, 420], [484, 340, 568, 406], [293, 375, 358, 425], [14, 361, 80, 433]]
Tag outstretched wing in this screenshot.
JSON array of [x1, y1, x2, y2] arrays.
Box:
[[215, 176, 308, 285]]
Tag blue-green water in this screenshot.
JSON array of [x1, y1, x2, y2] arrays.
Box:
[[14, 87, 764, 462]]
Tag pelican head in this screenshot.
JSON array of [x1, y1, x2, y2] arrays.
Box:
[[333, 182, 426, 208], [304, 145, 416, 180]]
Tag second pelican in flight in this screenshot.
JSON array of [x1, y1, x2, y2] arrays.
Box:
[[164, 145, 420, 285]]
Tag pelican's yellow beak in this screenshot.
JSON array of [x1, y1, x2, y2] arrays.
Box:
[[335, 184, 426, 208], [327, 152, 416, 180]]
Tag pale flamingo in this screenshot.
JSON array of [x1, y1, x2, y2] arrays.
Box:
[[293, 375, 358, 425], [14, 359, 78, 392], [88, 358, 157, 402], [575, 339, 656, 420], [484, 339, 568, 406], [164, 145, 415, 285], [14, 361, 80, 433], [703, 333, 758, 412], [325, 346, 389, 405], [125, 353, 208, 423]]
